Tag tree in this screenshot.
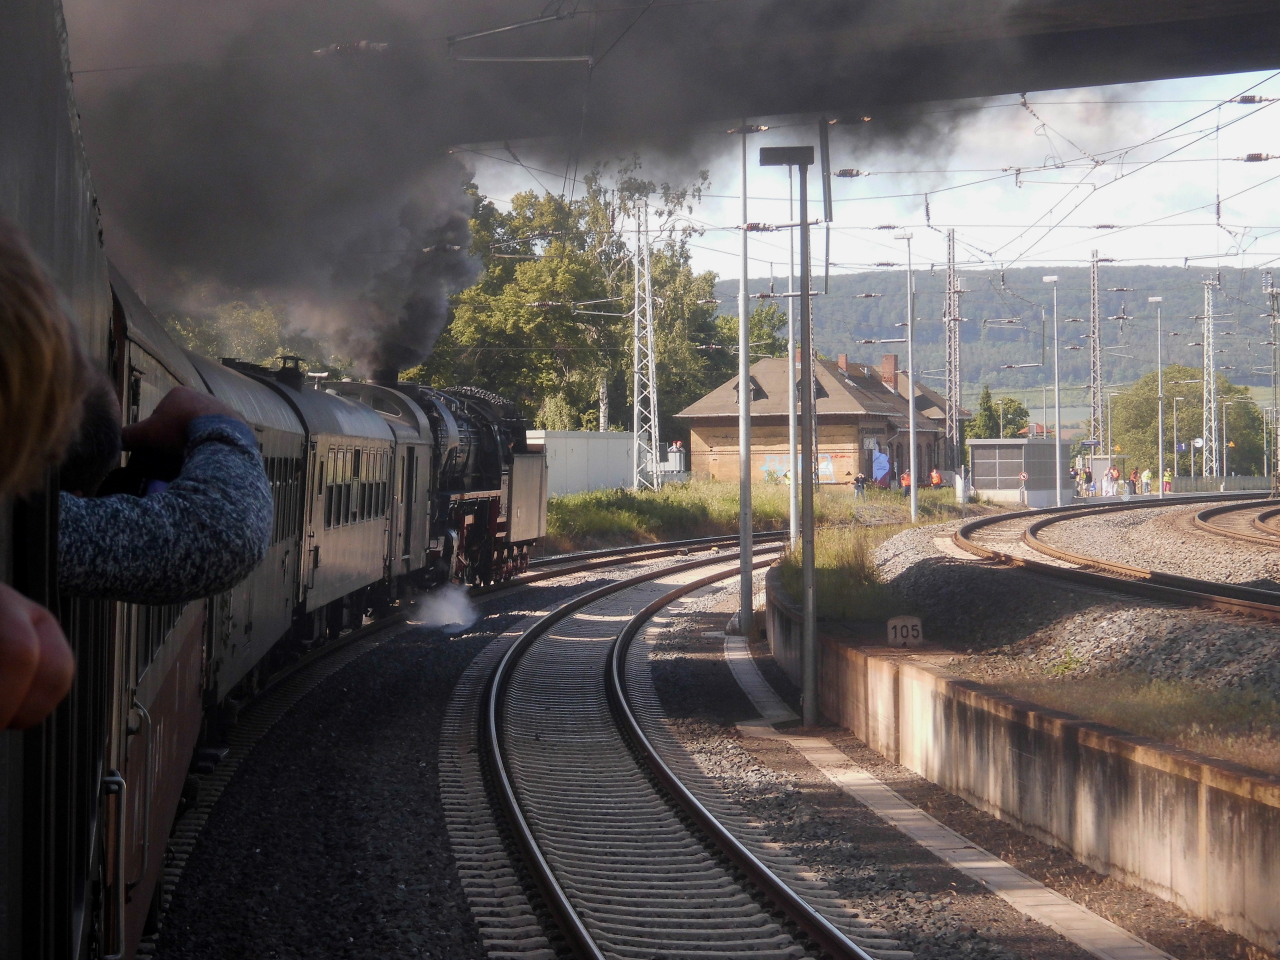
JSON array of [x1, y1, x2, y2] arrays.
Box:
[[406, 163, 734, 444], [1109, 364, 1263, 476], [965, 386, 1029, 439], [162, 296, 345, 372]]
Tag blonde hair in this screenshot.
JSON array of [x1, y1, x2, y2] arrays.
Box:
[[0, 218, 87, 498]]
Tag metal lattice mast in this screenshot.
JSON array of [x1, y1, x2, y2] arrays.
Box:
[[632, 205, 659, 490], [1089, 251, 1103, 443], [944, 229, 962, 469], [1202, 277, 1219, 477]]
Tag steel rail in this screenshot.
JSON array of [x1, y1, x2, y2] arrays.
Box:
[[483, 546, 881, 960], [484, 551, 766, 960], [607, 564, 877, 960], [1255, 506, 1280, 535], [953, 493, 1280, 621], [1191, 499, 1280, 546], [527, 529, 789, 568]]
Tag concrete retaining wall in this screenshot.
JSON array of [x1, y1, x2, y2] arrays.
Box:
[[765, 568, 1280, 953]]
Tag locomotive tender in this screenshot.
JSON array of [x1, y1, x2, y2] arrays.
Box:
[[0, 5, 546, 958]]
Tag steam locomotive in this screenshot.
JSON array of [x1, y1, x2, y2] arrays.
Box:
[[1, 6, 546, 958]]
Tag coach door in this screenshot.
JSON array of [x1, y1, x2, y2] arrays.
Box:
[[401, 450, 416, 568]]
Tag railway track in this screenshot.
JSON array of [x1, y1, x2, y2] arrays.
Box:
[[954, 493, 1280, 621], [1192, 499, 1280, 547], [462, 546, 909, 960], [151, 533, 789, 956]]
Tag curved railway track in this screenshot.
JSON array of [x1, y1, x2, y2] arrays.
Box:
[[1192, 499, 1280, 547], [150, 533, 788, 955], [473, 547, 909, 960], [954, 493, 1280, 621]]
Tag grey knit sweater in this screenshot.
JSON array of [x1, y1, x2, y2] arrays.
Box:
[[59, 414, 272, 605]]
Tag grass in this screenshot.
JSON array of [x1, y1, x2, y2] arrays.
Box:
[[994, 674, 1280, 777], [542, 479, 979, 554], [777, 523, 912, 622]]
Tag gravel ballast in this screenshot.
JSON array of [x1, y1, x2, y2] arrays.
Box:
[[155, 564, 677, 960], [1038, 503, 1280, 588], [874, 518, 1280, 700]]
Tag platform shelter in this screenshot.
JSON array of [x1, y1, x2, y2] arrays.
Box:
[[966, 437, 1073, 507]]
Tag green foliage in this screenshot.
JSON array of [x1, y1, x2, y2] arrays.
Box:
[[408, 164, 731, 445], [966, 386, 1030, 439], [1108, 364, 1263, 475], [715, 302, 790, 361], [778, 525, 911, 621], [161, 296, 348, 373], [543, 480, 975, 554]]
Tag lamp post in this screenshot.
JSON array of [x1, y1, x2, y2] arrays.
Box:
[[729, 122, 766, 639], [895, 232, 917, 523], [787, 168, 799, 547], [1172, 397, 1186, 480], [1043, 276, 1062, 505], [761, 144, 816, 726], [1150, 297, 1165, 498]]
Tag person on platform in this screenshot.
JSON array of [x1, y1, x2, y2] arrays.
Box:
[[854, 471, 867, 500], [1141, 467, 1152, 495], [1128, 468, 1140, 497], [929, 467, 943, 489], [1163, 467, 1173, 493], [900, 469, 911, 497]]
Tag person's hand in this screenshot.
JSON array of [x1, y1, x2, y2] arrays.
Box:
[[121, 386, 238, 457], [0, 583, 75, 729]]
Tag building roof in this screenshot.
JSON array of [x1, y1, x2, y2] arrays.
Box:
[[675, 357, 938, 432], [894, 371, 969, 421]]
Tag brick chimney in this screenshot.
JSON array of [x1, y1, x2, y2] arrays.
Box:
[[837, 353, 848, 373], [880, 354, 899, 388]]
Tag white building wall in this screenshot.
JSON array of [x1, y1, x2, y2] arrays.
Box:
[[526, 430, 635, 497]]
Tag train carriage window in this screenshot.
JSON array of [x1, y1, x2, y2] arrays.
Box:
[[342, 447, 352, 525], [324, 447, 335, 528], [357, 447, 367, 522]]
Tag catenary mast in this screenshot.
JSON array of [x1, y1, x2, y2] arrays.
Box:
[[632, 206, 659, 490]]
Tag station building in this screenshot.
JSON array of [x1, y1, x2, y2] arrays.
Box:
[[675, 353, 953, 485]]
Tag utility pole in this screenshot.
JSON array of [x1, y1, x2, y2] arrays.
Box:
[[1043, 275, 1063, 505], [1202, 277, 1220, 477], [787, 168, 799, 546], [761, 145, 815, 726], [897, 232, 917, 522], [944, 230, 963, 472], [733, 123, 764, 639], [1089, 251, 1103, 446], [1151, 297, 1165, 497], [1266, 271, 1280, 483], [632, 206, 659, 491]]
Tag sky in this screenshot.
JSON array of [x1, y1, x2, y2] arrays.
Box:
[[463, 69, 1280, 283]]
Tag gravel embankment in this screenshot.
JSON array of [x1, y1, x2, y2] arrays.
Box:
[[156, 568, 663, 960], [873, 521, 1280, 699], [1040, 503, 1280, 588]]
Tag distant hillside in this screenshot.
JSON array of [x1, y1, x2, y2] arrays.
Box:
[[715, 264, 1276, 394]]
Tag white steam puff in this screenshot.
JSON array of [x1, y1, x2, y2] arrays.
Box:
[[411, 583, 478, 636]]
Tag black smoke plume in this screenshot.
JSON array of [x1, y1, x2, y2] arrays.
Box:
[[64, 0, 1235, 369]]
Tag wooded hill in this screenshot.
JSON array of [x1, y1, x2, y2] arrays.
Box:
[[716, 264, 1278, 393]]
